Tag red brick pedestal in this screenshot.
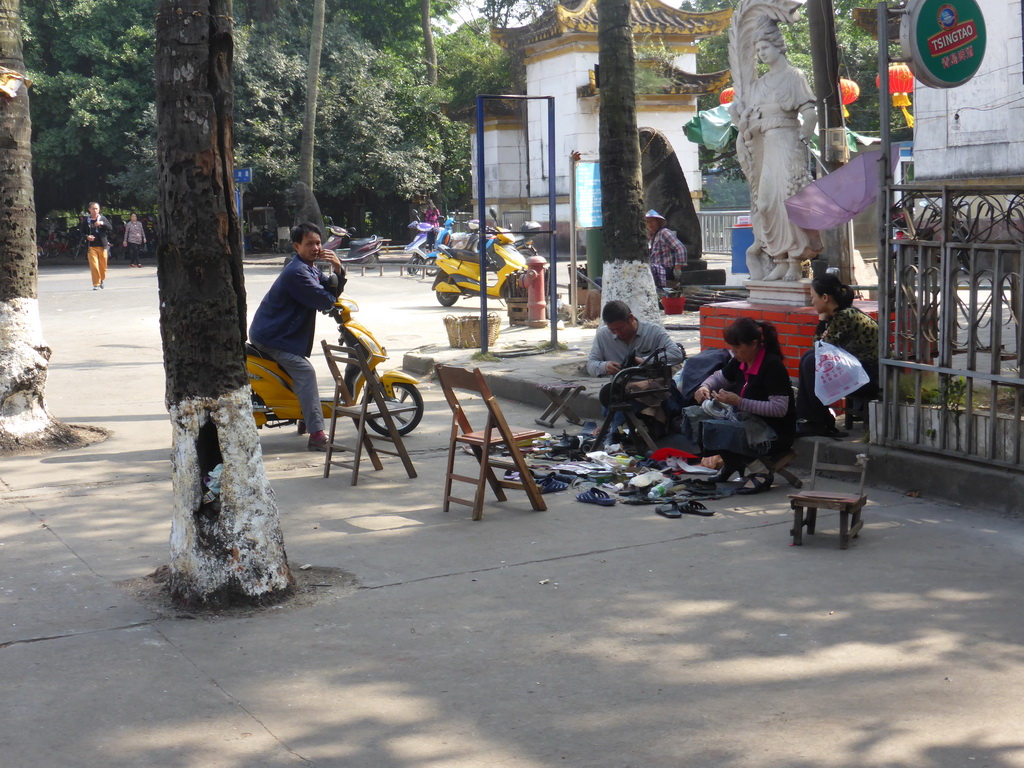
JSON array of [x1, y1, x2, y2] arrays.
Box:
[[699, 300, 880, 379]]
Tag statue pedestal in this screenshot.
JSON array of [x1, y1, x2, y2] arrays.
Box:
[[744, 279, 812, 306], [698, 298, 879, 379]]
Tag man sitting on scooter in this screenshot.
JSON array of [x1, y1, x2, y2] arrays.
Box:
[[250, 222, 345, 451]]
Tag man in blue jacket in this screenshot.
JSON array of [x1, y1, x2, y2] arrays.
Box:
[[250, 222, 344, 451]]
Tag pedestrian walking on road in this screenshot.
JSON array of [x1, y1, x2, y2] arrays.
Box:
[[81, 202, 113, 290], [123, 213, 147, 267]]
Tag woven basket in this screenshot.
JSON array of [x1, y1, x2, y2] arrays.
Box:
[[443, 313, 502, 349]]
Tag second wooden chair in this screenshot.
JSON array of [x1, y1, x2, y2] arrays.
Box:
[[435, 364, 546, 521]]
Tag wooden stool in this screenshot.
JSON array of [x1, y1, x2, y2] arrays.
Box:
[[760, 449, 802, 489], [535, 381, 587, 428], [789, 443, 869, 549]]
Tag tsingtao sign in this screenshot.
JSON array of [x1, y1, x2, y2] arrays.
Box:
[[901, 0, 987, 88]]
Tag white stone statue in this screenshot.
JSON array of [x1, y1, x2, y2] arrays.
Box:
[[728, 0, 822, 281]]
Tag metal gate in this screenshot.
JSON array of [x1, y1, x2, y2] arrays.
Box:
[[877, 185, 1024, 468]]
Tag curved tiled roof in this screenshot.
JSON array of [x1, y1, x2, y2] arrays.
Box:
[[493, 0, 732, 49], [577, 67, 731, 98]]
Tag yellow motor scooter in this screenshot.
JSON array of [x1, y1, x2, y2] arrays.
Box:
[[246, 296, 424, 435], [431, 212, 528, 307]]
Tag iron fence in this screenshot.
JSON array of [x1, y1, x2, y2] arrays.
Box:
[[877, 185, 1024, 468], [697, 209, 748, 255]]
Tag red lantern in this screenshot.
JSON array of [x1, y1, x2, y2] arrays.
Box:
[[876, 62, 915, 127], [839, 77, 859, 118], [719, 86, 735, 105]]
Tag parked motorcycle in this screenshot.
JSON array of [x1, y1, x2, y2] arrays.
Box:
[[401, 219, 434, 262], [408, 214, 457, 277], [323, 224, 383, 264], [247, 295, 424, 436], [430, 210, 528, 307]]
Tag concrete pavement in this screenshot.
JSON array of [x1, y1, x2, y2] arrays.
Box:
[[2, 260, 1023, 767]]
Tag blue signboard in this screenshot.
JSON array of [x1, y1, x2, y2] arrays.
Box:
[[575, 162, 602, 228], [235, 190, 242, 221], [234, 167, 252, 184]]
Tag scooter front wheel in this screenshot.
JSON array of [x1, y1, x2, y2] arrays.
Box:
[[368, 382, 424, 436], [407, 254, 426, 277]]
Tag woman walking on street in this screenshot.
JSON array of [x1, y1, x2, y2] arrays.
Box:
[[123, 213, 147, 267]]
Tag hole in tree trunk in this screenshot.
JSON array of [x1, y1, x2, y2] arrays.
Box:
[[194, 418, 224, 547]]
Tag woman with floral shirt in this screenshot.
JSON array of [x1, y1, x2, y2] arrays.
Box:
[[796, 274, 879, 437], [123, 213, 147, 268]]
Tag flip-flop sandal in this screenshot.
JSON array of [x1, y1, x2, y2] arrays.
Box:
[[655, 502, 683, 518], [576, 488, 617, 506], [681, 479, 718, 492], [679, 500, 714, 516], [536, 474, 569, 494], [735, 472, 774, 495]]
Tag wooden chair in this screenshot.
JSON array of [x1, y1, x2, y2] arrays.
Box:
[[321, 341, 417, 485], [789, 443, 869, 549], [435, 364, 547, 521]]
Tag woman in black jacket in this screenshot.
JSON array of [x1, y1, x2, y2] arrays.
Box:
[[692, 317, 796, 492]]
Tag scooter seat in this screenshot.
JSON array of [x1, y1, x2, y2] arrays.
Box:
[[349, 236, 379, 248], [246, 342, 272, 359]]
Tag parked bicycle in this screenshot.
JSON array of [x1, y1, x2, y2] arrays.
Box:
[[38, 230, 88, 261]]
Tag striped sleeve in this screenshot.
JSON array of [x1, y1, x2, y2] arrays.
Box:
[[738, 394, 789, 418]]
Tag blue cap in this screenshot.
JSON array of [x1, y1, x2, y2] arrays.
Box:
[[645, 209, 666, 220]]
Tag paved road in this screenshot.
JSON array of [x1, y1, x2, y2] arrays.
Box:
[[2, 259, 1021, 767]]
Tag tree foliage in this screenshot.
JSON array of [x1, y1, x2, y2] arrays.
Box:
[[22, 0, 484, 235]]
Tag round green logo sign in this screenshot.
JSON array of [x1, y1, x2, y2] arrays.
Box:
[[900, 0, 987, 88]]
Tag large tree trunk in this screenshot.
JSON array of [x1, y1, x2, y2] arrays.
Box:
[[298, 0, 326, 190], [155, 0, 289, 606], [0, 0, 74, 452], [596, 0, 660, 322], [421, 0, 437, 85]]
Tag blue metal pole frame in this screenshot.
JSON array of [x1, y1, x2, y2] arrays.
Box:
[[474, 94, 558, 354]]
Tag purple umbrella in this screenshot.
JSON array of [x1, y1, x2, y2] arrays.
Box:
[[785, 150, 883, 230]]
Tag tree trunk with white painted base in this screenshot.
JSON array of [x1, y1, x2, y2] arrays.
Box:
[[156, 0, 289, 605], [596, 0, 659, 323], [0, 0, 74, 453]]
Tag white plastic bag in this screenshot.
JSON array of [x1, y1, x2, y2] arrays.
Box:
[[813, 340, 869, 405]]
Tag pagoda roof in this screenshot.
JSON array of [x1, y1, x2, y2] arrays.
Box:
[[492, 0, 732, 49], [577, 66, 730, 98]]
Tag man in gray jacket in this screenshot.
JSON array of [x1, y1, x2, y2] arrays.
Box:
[[587, 300, 684, 377]]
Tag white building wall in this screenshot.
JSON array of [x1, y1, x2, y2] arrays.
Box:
[[469, 122, 529, 202], [914, 1, 1024, 180], [525, 44, 598, 200], [516, 41, 703, 216]]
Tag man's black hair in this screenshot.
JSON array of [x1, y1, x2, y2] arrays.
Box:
[[602, 300, 632, 324], [291, 222, 322, 244]]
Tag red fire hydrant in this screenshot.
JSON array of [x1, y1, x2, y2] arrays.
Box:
[[523, 254, 548, 327]]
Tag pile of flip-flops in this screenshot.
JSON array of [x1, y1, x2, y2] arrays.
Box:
[[511, 435, 730, 515], [506, 428, 778, 516]]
